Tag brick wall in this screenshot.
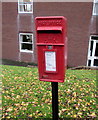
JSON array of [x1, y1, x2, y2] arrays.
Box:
[[34, 2, 92, 67], [2, 2, 93, 67]]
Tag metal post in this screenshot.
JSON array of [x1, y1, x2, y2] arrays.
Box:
[[52, 82, 58, 120]]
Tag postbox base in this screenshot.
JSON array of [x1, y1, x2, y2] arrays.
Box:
[[40, 79, 64, 83]]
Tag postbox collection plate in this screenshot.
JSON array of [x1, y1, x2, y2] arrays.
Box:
[[44, 49, 57, 73]]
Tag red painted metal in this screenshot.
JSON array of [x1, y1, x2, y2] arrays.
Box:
[[35, 16, 67, 82]]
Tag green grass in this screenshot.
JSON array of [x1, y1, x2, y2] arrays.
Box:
[[1, 65, 98, 119]]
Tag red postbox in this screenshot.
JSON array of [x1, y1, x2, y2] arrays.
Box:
[[35, 16, 67, 82]]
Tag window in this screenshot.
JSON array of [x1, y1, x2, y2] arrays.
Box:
[[19, 33, 33, 53], [18, 0, 33, 13], [93, 0, 98, 15], [87, 35, 98, 67]]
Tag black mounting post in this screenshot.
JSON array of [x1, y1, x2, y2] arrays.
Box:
[[52, 82, 58, 120]]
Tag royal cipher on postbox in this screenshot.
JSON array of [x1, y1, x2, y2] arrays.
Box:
[[35, 16, 67, 83]]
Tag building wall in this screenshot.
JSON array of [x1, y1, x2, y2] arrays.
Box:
[[89, 16, 96, 34], [2, 2, 18, 61], [2, 2, 36, 63], [34, 2, 93, 67], [2, 2, 93, 67]]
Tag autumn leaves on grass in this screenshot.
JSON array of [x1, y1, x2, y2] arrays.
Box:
[[1, 65, 98, 119]]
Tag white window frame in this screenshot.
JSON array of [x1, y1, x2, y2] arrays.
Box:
[[19, 33, 33, 53], [93, 0, 98, 15], [87, 35, 98, 67], [18, 0, 33, 13]]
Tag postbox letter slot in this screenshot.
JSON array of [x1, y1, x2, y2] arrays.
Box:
[[37, 26, 62, 32]]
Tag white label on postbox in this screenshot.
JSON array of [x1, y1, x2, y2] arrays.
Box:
[[45, 51, 56, 71]]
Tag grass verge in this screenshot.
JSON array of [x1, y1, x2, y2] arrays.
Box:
[[1, 65, 98, 119]]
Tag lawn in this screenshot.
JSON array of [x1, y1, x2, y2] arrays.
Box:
[[1, 65, 98, 119]]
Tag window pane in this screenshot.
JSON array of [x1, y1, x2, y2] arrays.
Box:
[[21, 43, 32, 50], [94, 3, 98, 15], [95, 43, 98, 56], [19, 5, 25, 12], [88, 60, 91, 66], [19, 33, 33, 52], [26, 4, 32, 12], [90, 41, 93, 56], [21, 35, 32, 42], [91, 36, 98, 40], [94, 59, 98, 66], [19, 0, 32, 13], [19, 4, 32, 12]]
